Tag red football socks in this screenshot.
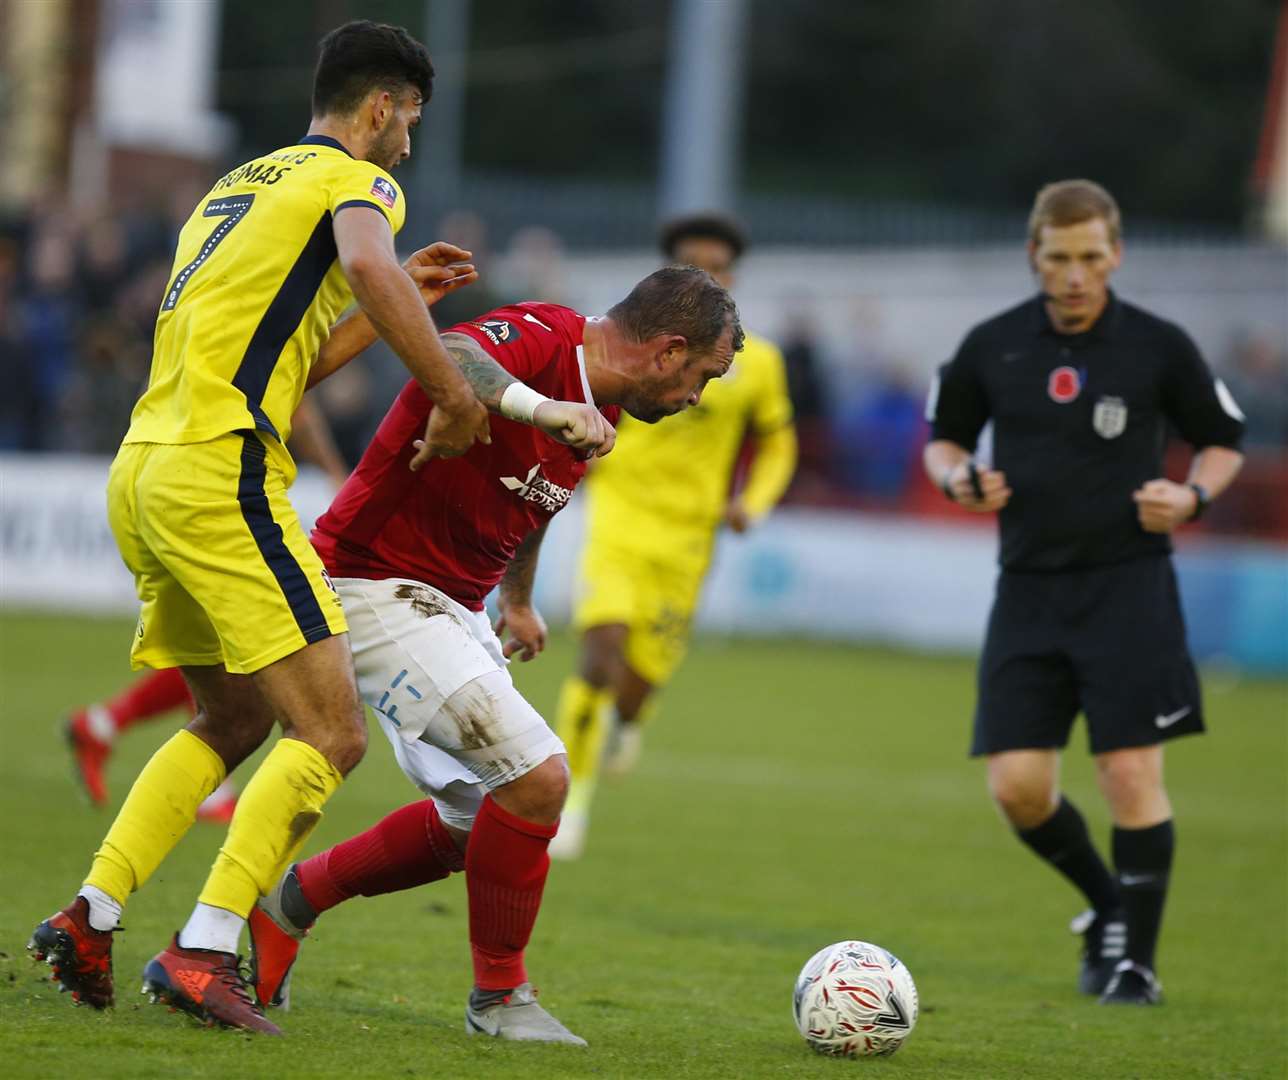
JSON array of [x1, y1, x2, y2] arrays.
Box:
[[105, 668, 193, 733], [292, 794, 556, 991], [296, 799, 464, 915], [467, 794, 557, 991]]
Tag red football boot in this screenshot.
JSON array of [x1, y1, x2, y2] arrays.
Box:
[[28, 896, 116, 1008], [142, 935, 282, 1035], [65, 709, 112, 807]]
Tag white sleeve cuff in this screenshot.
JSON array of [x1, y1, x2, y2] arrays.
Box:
[[499, 382, 550, 424]]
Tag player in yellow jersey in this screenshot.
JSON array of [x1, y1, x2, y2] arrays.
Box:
[[29, 21, 490, 1034], [551, 214, 798, 859]]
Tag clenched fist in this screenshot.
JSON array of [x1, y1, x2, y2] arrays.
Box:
[[532, 401, 616, 458]]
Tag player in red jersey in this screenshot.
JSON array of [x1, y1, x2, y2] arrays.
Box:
[[246, 267, 742, 1045]]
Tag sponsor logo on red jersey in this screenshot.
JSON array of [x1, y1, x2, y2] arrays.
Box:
[[470, 319, 521, 347], [500, 463, 574, 512]]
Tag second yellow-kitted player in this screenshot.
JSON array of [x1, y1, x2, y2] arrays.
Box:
[[552, 213, 798, 858]]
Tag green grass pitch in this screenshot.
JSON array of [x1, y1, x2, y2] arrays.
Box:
[[1, 610, 1284, 1078]]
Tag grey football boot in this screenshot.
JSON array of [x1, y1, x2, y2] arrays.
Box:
[[465, 983, 587, 1045], [247, 864, 314, 1010]]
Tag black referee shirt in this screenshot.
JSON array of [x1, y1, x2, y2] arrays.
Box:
[[928, 292, 1245, 572]]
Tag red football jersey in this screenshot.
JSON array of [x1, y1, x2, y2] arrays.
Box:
[[312, 303, 619, 610]]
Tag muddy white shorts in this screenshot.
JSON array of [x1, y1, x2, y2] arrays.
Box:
[[334, 576, 565, 830]]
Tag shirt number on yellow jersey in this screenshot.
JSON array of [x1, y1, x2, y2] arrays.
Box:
[[162, 194, 256, 311]]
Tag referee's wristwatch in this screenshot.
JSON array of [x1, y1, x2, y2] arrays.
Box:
[[1187, 482, 1210, 520]]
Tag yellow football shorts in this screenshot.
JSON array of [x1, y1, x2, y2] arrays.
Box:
[[572, 537, 709, 687], [107, 431, 347, 675]]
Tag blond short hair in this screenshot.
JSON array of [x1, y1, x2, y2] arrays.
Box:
[[1028, 180, 1121, 245]]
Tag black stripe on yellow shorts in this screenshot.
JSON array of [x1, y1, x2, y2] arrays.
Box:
[[236, 432, 333, 644]]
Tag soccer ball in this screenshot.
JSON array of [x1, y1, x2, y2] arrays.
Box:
[[792, 940, 918, 1058]]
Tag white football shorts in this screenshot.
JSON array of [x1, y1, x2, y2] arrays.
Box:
[[334, 576, 565, 830]]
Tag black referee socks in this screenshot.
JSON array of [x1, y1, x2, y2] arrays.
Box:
[[1112, 819, 1175, 972], [1017, 796, 1121, 917]]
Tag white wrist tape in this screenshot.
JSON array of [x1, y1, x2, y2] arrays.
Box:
[[499, 381, 550, 424]]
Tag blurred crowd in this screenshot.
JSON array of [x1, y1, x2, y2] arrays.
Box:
[[3, 199, 1286, 533], [0, 196, 190, 455]]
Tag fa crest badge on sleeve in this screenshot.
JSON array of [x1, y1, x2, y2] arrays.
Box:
[[370, 177, 398, 208], [1092, 395, 1128, 439]]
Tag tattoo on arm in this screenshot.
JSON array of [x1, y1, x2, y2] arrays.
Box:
[[500, 523, 547, 604], [442, 332, 516, 411]]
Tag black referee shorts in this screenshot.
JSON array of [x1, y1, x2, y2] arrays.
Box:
[[971, 555, 1204, 757]]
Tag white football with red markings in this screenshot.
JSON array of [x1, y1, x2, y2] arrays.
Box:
[[792, 939, 918, 1058]]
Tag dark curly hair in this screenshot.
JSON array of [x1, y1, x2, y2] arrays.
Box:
[[657, 212, 748, 261], [313, 21, 434, 116]]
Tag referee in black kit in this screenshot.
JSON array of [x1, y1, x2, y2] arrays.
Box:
[[924, 180, 1245, 1005]]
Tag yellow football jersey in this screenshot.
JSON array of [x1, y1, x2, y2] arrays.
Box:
[[584, 330, 794, 554], [124, 136, 405, 449]]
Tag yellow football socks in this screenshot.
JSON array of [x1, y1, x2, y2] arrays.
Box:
[[555, 675, 613, 816], [197, 737, 342, 917], [84, 729, 225, 905]]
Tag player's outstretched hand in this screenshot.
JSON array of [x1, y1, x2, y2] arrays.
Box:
[[402, 242, 478, 308], [410, 394, 491, 469], [494, 603, 547, 662], [1133, 478, 1197, 534], [532, 400, 616, 458], [946, 461, 1011, 513]]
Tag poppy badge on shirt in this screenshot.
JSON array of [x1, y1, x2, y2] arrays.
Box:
[[1047, 366, 1081, 403]]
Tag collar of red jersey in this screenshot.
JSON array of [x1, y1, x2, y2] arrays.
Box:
[[575, 343, 595, 407]]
